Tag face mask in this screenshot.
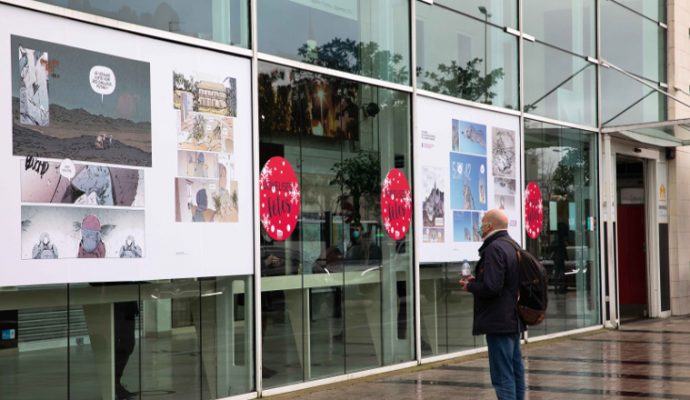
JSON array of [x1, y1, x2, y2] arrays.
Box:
[[352, 230, 360, 240], [81, 229, 101, 253]]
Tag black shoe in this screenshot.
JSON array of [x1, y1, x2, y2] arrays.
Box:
[[116, 383, 136, 400]]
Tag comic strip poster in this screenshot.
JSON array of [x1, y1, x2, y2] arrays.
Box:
[[11, 35, 152, 167], [173, 71, 239, 223]]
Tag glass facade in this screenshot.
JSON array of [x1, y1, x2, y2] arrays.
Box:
[[524, 120, 600, 334], [257, 0, 410, 84], [258, 61, 414, 387], [416, 1, 519, 109], [524, 41, 597, 127], [35, 0, 250, 47], [601, 0, 667, 125], [0, 0, 675, 397], [0, 278, 253, 400]]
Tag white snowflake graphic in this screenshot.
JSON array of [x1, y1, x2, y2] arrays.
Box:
[[261, 213, 271, 229], [288, 182, 300, 204], [403, 190, 412, 209], [382, 176, 391, 192], [260, 166, 273, 188], [384, 219, 392, 232]]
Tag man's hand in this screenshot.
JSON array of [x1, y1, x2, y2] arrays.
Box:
[[459, 275, 475, 291]]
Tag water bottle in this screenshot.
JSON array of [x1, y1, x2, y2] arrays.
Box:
[[461, 259, 471, 278]]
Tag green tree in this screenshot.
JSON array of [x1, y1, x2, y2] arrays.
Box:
[[330, 151, 381, 225], [417, 58, 504, 104]]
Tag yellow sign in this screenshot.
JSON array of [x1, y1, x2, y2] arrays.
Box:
[[660, 184, 667, 201]]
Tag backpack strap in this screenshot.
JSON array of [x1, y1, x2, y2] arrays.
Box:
[[498, 236, 520, 251]]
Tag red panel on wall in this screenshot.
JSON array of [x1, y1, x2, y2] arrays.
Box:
[[617, 204, 648, 305]]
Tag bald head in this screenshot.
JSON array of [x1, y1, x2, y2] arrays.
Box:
[[484, 208, 509, 230], [479, 208, 509, 239]]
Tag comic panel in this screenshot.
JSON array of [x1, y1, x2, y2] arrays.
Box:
[[453, 211, 482, 242], [21, 158, 144, 207], [452, 119, 487, 156], [11, 35, 152, 167], [175, 178, 238, 223], [21, 205, 145, 259]]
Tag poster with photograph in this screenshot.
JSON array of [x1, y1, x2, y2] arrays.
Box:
[[415, 97, 521, 262], [21, 206, 145, 260], [422, 166, 445, 243], [1, 4, 253, 286], [11, 35, 152, 167], [450, 152, 488, 211]]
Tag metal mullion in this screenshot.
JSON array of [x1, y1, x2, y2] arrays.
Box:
[[523, 113, 599, 133], [411, 0, 422, 365], [607, 0, 665, 26], [416, 89, 521, 117], [431, 0, 512, 31]]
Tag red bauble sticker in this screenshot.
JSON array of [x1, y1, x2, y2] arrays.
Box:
[[260, 156, 300, 241], [524, 182, 543, 239], [381, 169, 412, 240]]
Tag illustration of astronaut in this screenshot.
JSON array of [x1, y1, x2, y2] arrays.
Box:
[[119, 235, 142, 258], [77, 214, 107, 258], [32, 233, 58, 259]]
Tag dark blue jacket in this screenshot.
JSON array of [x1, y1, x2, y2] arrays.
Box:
[[467, 230, 525, 336]]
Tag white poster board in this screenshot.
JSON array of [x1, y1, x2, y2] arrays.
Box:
[[416, 96, 521, 263], [0, 4, 253, 286]]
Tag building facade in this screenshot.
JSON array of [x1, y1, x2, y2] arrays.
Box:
[[0, 1, 687, 399]]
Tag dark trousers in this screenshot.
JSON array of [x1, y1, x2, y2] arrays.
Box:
[[114, 302, 137, 386]]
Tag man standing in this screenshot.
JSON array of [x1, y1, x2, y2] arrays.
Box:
[[460, 208, 525, 400]]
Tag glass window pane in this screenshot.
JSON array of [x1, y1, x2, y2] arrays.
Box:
[[200, 276, 254, 398], [435, 0, 517, 28], [0, 285, 68, 400], [259, 60, 414, 385], [35, 0, 250, 48], [524, 42, 597, 127], [523, 120, 600, 337], [140, 279, 202, 399], [523, 0, 595, 56], [69, 283, 140, 400], [419, 263, 475, 357], [257, 0, 410, 84], [417, 3, 519, 110], [601, 68, 666, 126], [613, 0, 666, 23], [602, 1, 666, 82]]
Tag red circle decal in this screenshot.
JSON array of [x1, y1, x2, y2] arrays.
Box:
[[381, 169, 412, 240], [260, 156, 300, 241], [524, 182, 543, 239]]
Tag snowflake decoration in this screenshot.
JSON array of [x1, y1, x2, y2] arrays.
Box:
[[382, 176, 391, 192], [261, 213, 271, 229], [403, 190, 412, 209], [259, 166, 273, 188], [288, 182, 300, 204], [384, 219, 392, 232]]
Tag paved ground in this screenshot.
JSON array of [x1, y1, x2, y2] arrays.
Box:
[[272, 317, 690, 399]]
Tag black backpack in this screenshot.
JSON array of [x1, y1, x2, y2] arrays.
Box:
[[500, 238, 548, 326]]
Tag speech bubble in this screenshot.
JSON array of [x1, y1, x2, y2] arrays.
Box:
[[89, 66, 116, 102], [59, 159, 76, 181]]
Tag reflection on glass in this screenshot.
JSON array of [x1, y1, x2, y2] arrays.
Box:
[[70, 283, 140, 400], [259, 61, 413, 386], [0, 285, 68, 400], [257, 0, 410, 84], [419, 263, 475, 357], [602, 1, 666, 82], [524, 120, 600, 337], [416, 3, 519, 109], [524, 41, 596, 127], [523, 0, 595, 56], [613, 0, 666, 23], [36, 0, 250, 47], [601, 68, 666, 126], [435, 0, 517, 28]]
